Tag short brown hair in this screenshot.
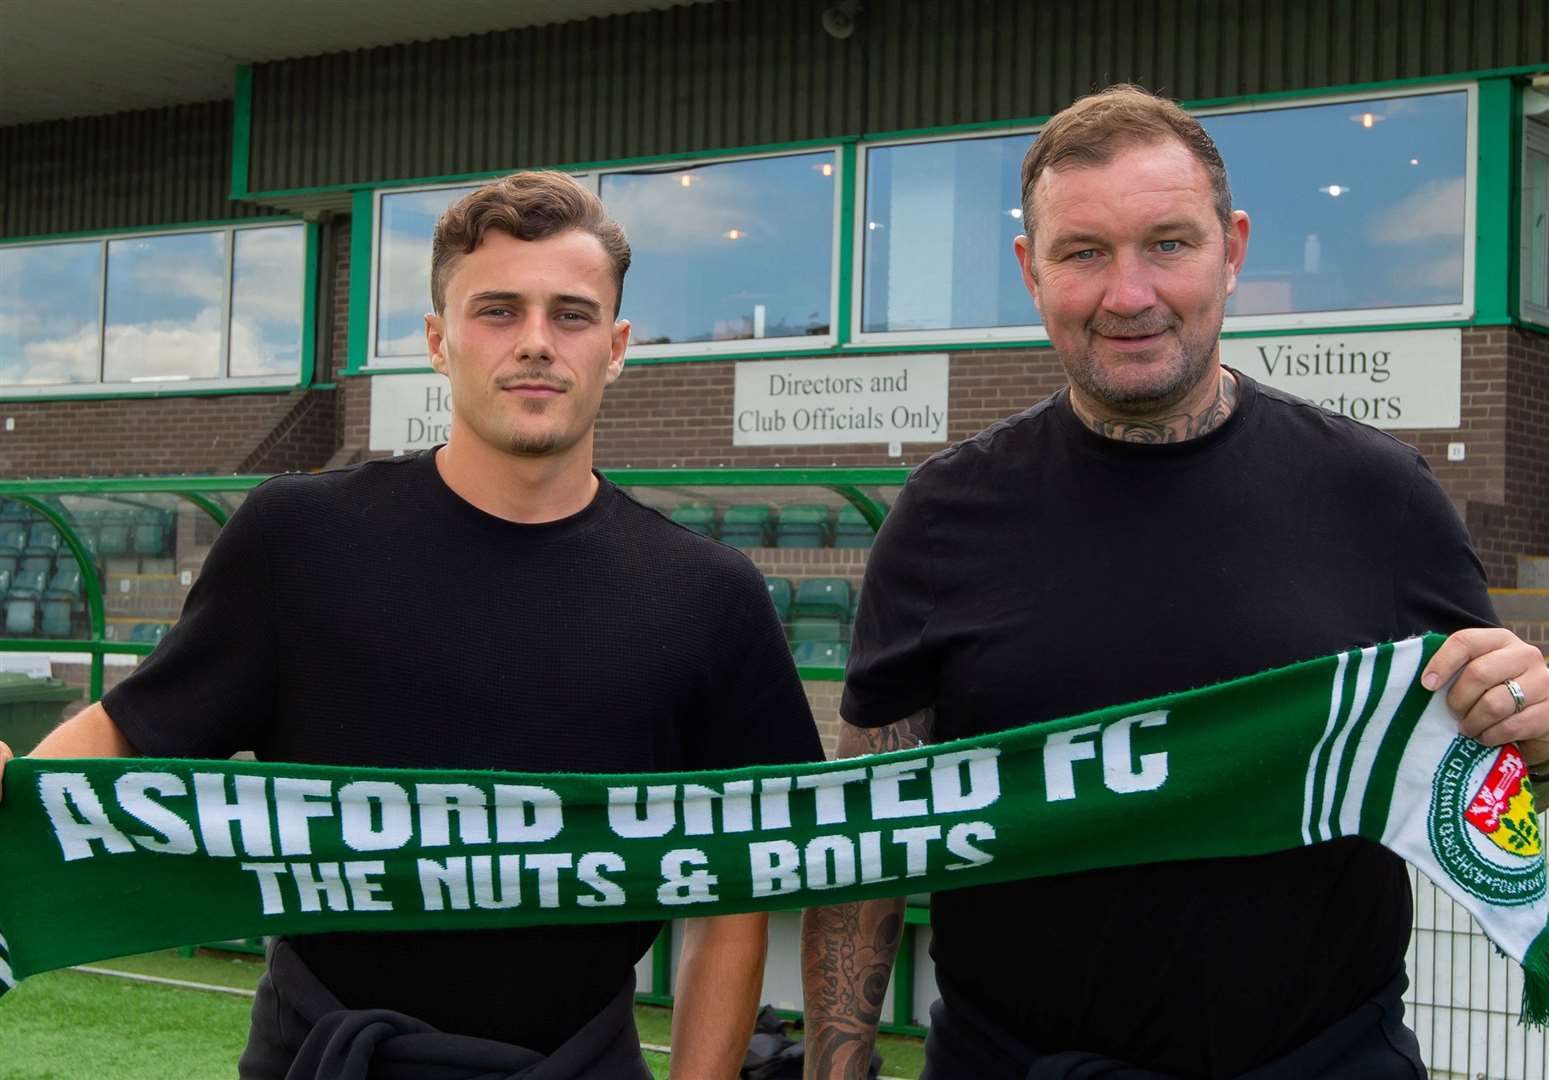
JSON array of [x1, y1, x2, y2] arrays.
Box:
[[1020, 84, 1233, 241], [430, 171, 631, 315]]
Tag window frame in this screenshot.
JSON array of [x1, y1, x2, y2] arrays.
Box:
[[0, 219, 311, 399], [1520, 109, 1549, 328], [364, 146, 847, 369], [849, 81, 1479, 347]]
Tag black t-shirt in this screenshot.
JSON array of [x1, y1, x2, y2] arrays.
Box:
[[843, 373, 1495, 1075], [104, 450, 823, 1052]]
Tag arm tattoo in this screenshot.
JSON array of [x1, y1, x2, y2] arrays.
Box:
[[1080, 367, 1240, 444], [802, 708, 933, 1079]]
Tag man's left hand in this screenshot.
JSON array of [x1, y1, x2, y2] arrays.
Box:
[[1423, 627, 1549, 768]]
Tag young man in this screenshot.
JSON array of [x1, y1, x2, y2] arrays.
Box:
[[0, 172, 824, 1079], [800, 86, 1549, 1078]]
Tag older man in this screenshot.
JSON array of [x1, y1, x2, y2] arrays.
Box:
[[801, 85, 1549, 1078]]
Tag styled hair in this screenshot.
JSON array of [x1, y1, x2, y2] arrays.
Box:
[[1019, 84, 1233, 240], [430, 171, 631, 315]]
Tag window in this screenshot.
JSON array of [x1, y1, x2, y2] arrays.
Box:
[[372, 185, 478, 363], [367, 150, 842, 367], [0, 241, 101, 386], [1522, 88, 1549, 327], [854, 85, 1474, 344], [858, 131, 1039, 342], [601, 151, 840, 357], [0, 222, 308, 395], [1203, 88, 1472, 326]]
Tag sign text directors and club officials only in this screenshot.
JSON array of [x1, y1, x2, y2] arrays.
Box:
[[733, 355, 950, 446]]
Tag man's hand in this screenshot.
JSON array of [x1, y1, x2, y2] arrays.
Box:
[[1423, 628, 1549, 767], [0, 739, 11, 802]]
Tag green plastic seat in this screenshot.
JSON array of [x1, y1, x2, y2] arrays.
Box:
[[669, 505, 717, 537], [834, 504, 878, 547], [765, 577, 793, 621], [4, 598, 37, 636], [8, 566, 47, 598], [776, 504, 833, 548], [0, 524, 25, 558], [22, 523, 61, 558], [132, 510, 169, 556], [792, 640, 849, 667], [722, 504, 772, 525], [788, 616, 844, 644], [791, 578, 852, 620], [40, 599, 72, 637], [44, 564, 83, 599], [97, 512, 132, 557]]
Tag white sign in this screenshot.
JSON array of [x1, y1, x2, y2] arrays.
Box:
[[370, 375, 453, 453], [1221, 328, 1461, 429], [733, 354, 949, 446]]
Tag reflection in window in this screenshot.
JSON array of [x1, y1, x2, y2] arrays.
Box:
[[0, 242, 101, 385], [862, 133, 1038, 333], [376, 186, 477, 358], [1206, 91, 1469, 315], [602, 153, 836, 345], [104, 232, 227, 382], [231, 226, 306, 377]]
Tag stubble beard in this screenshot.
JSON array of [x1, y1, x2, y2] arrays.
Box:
[[1060, 307, 1225, 419], [505, 397, 570, 457]]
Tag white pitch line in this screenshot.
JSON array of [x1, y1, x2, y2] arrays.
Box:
[[71, 965, 257, 998]]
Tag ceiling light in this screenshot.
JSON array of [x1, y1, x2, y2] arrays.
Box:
[[820, 163, 834, 177], [1352, 112, 1384, 128], [726, 229, 742, 240], [1007, 208, 1023, 219], [1410, 158, 1420, 166], [867, 221, 882, 231], [1319, 184, 1349, 197], [680, 175, 693, 188]]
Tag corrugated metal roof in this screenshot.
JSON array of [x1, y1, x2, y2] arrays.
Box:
[[244, 0, 1549, 195], [246, 0, 863, 193], [0, 102, 266, 238]]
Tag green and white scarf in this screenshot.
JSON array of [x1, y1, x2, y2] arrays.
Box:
[[2, 634, 1546, 1021]]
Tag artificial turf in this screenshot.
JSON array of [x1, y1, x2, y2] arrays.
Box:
[[0, 951, 923, 1078]]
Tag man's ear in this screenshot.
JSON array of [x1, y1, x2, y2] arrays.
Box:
[[1013, 233, 1043, 319], [605, 318, 631, 385], [1223, 210, 1251, 297], [426, 312, 448, 375]]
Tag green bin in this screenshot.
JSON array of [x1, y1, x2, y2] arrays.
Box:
[[0, 673, 81, 753]]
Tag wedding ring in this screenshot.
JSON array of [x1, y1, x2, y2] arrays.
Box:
[[1503, 678, 1528, 714]]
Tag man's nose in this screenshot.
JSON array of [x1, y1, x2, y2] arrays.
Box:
[[1101, 250, 1159, 317], [514, 314, 555, 363]]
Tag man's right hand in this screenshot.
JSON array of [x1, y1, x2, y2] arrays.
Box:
[[0, 739, 11, 802]]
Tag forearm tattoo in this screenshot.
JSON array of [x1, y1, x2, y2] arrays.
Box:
[[1080, 367, 1240, 444], [803, 709, 934, 1079]]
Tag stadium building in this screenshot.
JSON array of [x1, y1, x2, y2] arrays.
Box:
[[3, 1, 1549, 1073]]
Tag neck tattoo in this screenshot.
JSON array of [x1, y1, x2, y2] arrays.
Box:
[[1078, 369, 1240, 444]]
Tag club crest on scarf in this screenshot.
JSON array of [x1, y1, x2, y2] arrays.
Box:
[[1430, 738, 1547, 906]]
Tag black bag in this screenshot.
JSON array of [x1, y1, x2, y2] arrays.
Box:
[[740, 1005, 882, 1080]]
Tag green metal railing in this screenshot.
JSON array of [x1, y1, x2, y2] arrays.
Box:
[[0, 468, 909, 692]]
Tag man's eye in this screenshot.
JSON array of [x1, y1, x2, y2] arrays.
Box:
[[1156, 240, 1181, 253], [481, 307, 513, 318], [1071, 249, 1098, 262], [556, 312, 591, 324]]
